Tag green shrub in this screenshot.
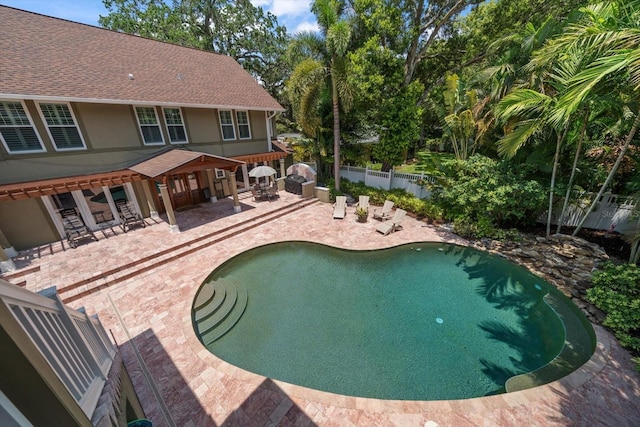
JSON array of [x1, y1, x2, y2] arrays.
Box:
[[430, 155, 547, 228], [587, 263, 640, 353], [339, 180, 444, 222]]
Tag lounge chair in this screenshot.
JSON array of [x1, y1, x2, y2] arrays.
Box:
[[376, 209, 406, 235], [355, 195, 370, 214], [333, 195, 347, 219], [373, 200, 394, 221], [117, 201, 146, 232], [61, 213, 98, 248]]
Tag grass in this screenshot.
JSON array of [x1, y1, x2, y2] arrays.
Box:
[[367, 150, 455, 175]]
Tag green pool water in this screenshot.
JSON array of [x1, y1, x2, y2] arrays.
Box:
[[195, 241, 595, 400]]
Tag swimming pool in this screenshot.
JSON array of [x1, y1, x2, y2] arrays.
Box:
[[192, 241, 595, 400]]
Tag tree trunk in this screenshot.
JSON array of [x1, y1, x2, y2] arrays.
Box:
[[332, 60, 341, 191], [557, 109, 589, 234], [573, 108, 640, 236], [546, 131, 564, 237]]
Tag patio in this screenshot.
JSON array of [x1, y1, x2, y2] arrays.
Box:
[[2, 191, 639, 426]]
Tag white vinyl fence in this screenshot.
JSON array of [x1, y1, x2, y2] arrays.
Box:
[[340, 165, 436, 199], [341, 166, 639, 233]]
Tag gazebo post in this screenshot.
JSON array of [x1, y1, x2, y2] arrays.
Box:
[[227, 171, 241, 213], [205, 169, 217, 202], [158, 183, 180, 232]]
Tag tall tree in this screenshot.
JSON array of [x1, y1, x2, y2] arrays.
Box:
[[531, 0, 640, 236], [287, 0, 353, 190], [100, 0, 290, 97], [348, 37, 424, 171]]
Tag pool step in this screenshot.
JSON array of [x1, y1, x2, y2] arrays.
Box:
[[193, 277, 248, 345], [194, 285, 226, 322]]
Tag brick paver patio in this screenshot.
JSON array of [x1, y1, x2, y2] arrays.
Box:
[[3, 191, 639, 426]]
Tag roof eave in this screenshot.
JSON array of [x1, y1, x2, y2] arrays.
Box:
[[0, 93, 285, 112]]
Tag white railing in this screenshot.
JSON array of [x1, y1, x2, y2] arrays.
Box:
[[0, 281, 115, 420]]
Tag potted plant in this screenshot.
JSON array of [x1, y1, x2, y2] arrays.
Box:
[[355, 207, 368, 223]]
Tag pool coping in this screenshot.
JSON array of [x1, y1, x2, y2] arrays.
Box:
[[181, 239, 612, 415]]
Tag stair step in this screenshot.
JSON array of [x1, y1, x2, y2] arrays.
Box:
[[196, 279, 238, 336], [200, 281, 248, 345], [194, 284, 226, 322], [61, 197, 319, 303], [193, 282, 216, 310]]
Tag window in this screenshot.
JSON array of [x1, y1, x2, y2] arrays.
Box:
[[38, 103, 85, 150], [162, 107, 188, 144], [0, 101, 45, 153], [236, 111, 251, 139], [135, 107, 164, 145], [215, 168, 226, 179], [219, 110, 235, 140]]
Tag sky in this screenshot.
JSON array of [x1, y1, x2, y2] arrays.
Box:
[[0, 0, 318, 35]]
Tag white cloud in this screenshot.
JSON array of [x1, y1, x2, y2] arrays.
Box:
[[250, 0, 272, 7], [271, 0, 312, 17], [294, 21, 319, 34]]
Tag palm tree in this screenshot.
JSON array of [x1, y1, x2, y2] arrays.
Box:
[[531, 0, 640, 236], [286, 0, 353, 191], [495, 88, 570, 237]]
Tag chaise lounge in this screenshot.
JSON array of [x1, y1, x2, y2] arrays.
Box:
[[116, 201, 146, 233], [61, 211, 98, 248], [376, 208, 406, 235], [373, 200, 394, 221], [333, 195, 347, 219]]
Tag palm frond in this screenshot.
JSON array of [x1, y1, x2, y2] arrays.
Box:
[[495, 90, 552, 124], [497, 118, 545, 159], [326, 20, 351, 57], [551, 52, 633, 125]]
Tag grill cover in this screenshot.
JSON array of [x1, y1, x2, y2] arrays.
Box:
[[284, 175, 306, 194]]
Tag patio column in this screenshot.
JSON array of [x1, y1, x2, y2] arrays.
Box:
[[228, 172, 241, 213], [205, 169, 217, 202], [279, 158, 286, 178], [0, 228, 17, 258], [142, 180, 159, 219], [158, 183, 180, 233], [0, 243, 16, 273]]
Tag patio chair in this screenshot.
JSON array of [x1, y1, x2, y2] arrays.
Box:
[[355, 195, 370, 214], [61, 213, 98, 248], [117, 201, 146, 233], [267, 184, 279, 201], [373, 200, 394, 221], [333, 195, 347, 219], [376, 209, 406, 236], [250, 186, 263, 202]]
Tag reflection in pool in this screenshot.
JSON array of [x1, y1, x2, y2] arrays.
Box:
[[193, 242, 595, 400]]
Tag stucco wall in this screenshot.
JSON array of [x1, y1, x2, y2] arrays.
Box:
[[0, 198, 59, 250], [74, 103, 141, 149]]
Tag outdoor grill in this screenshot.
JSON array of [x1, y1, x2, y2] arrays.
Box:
[[284, 175, 306, 195]]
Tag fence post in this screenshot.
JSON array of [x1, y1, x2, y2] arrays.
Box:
[[388, 169, 394, 190]]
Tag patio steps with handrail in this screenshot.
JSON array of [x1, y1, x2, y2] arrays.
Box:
[[193, 277, 248, 345], [58, 197, 320, 303]]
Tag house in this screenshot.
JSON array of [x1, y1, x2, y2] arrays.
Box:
[[0, 5, 288, 266], [0, 278, 146, 425]]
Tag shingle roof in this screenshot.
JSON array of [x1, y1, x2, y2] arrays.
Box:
[[128, 149, 245, 178], [0, 6, 284, 111]]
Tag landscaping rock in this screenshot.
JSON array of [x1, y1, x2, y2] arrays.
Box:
[[473, 233, 610, 324]]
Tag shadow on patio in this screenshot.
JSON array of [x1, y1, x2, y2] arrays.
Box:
[[120, 327, 316, 426]]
